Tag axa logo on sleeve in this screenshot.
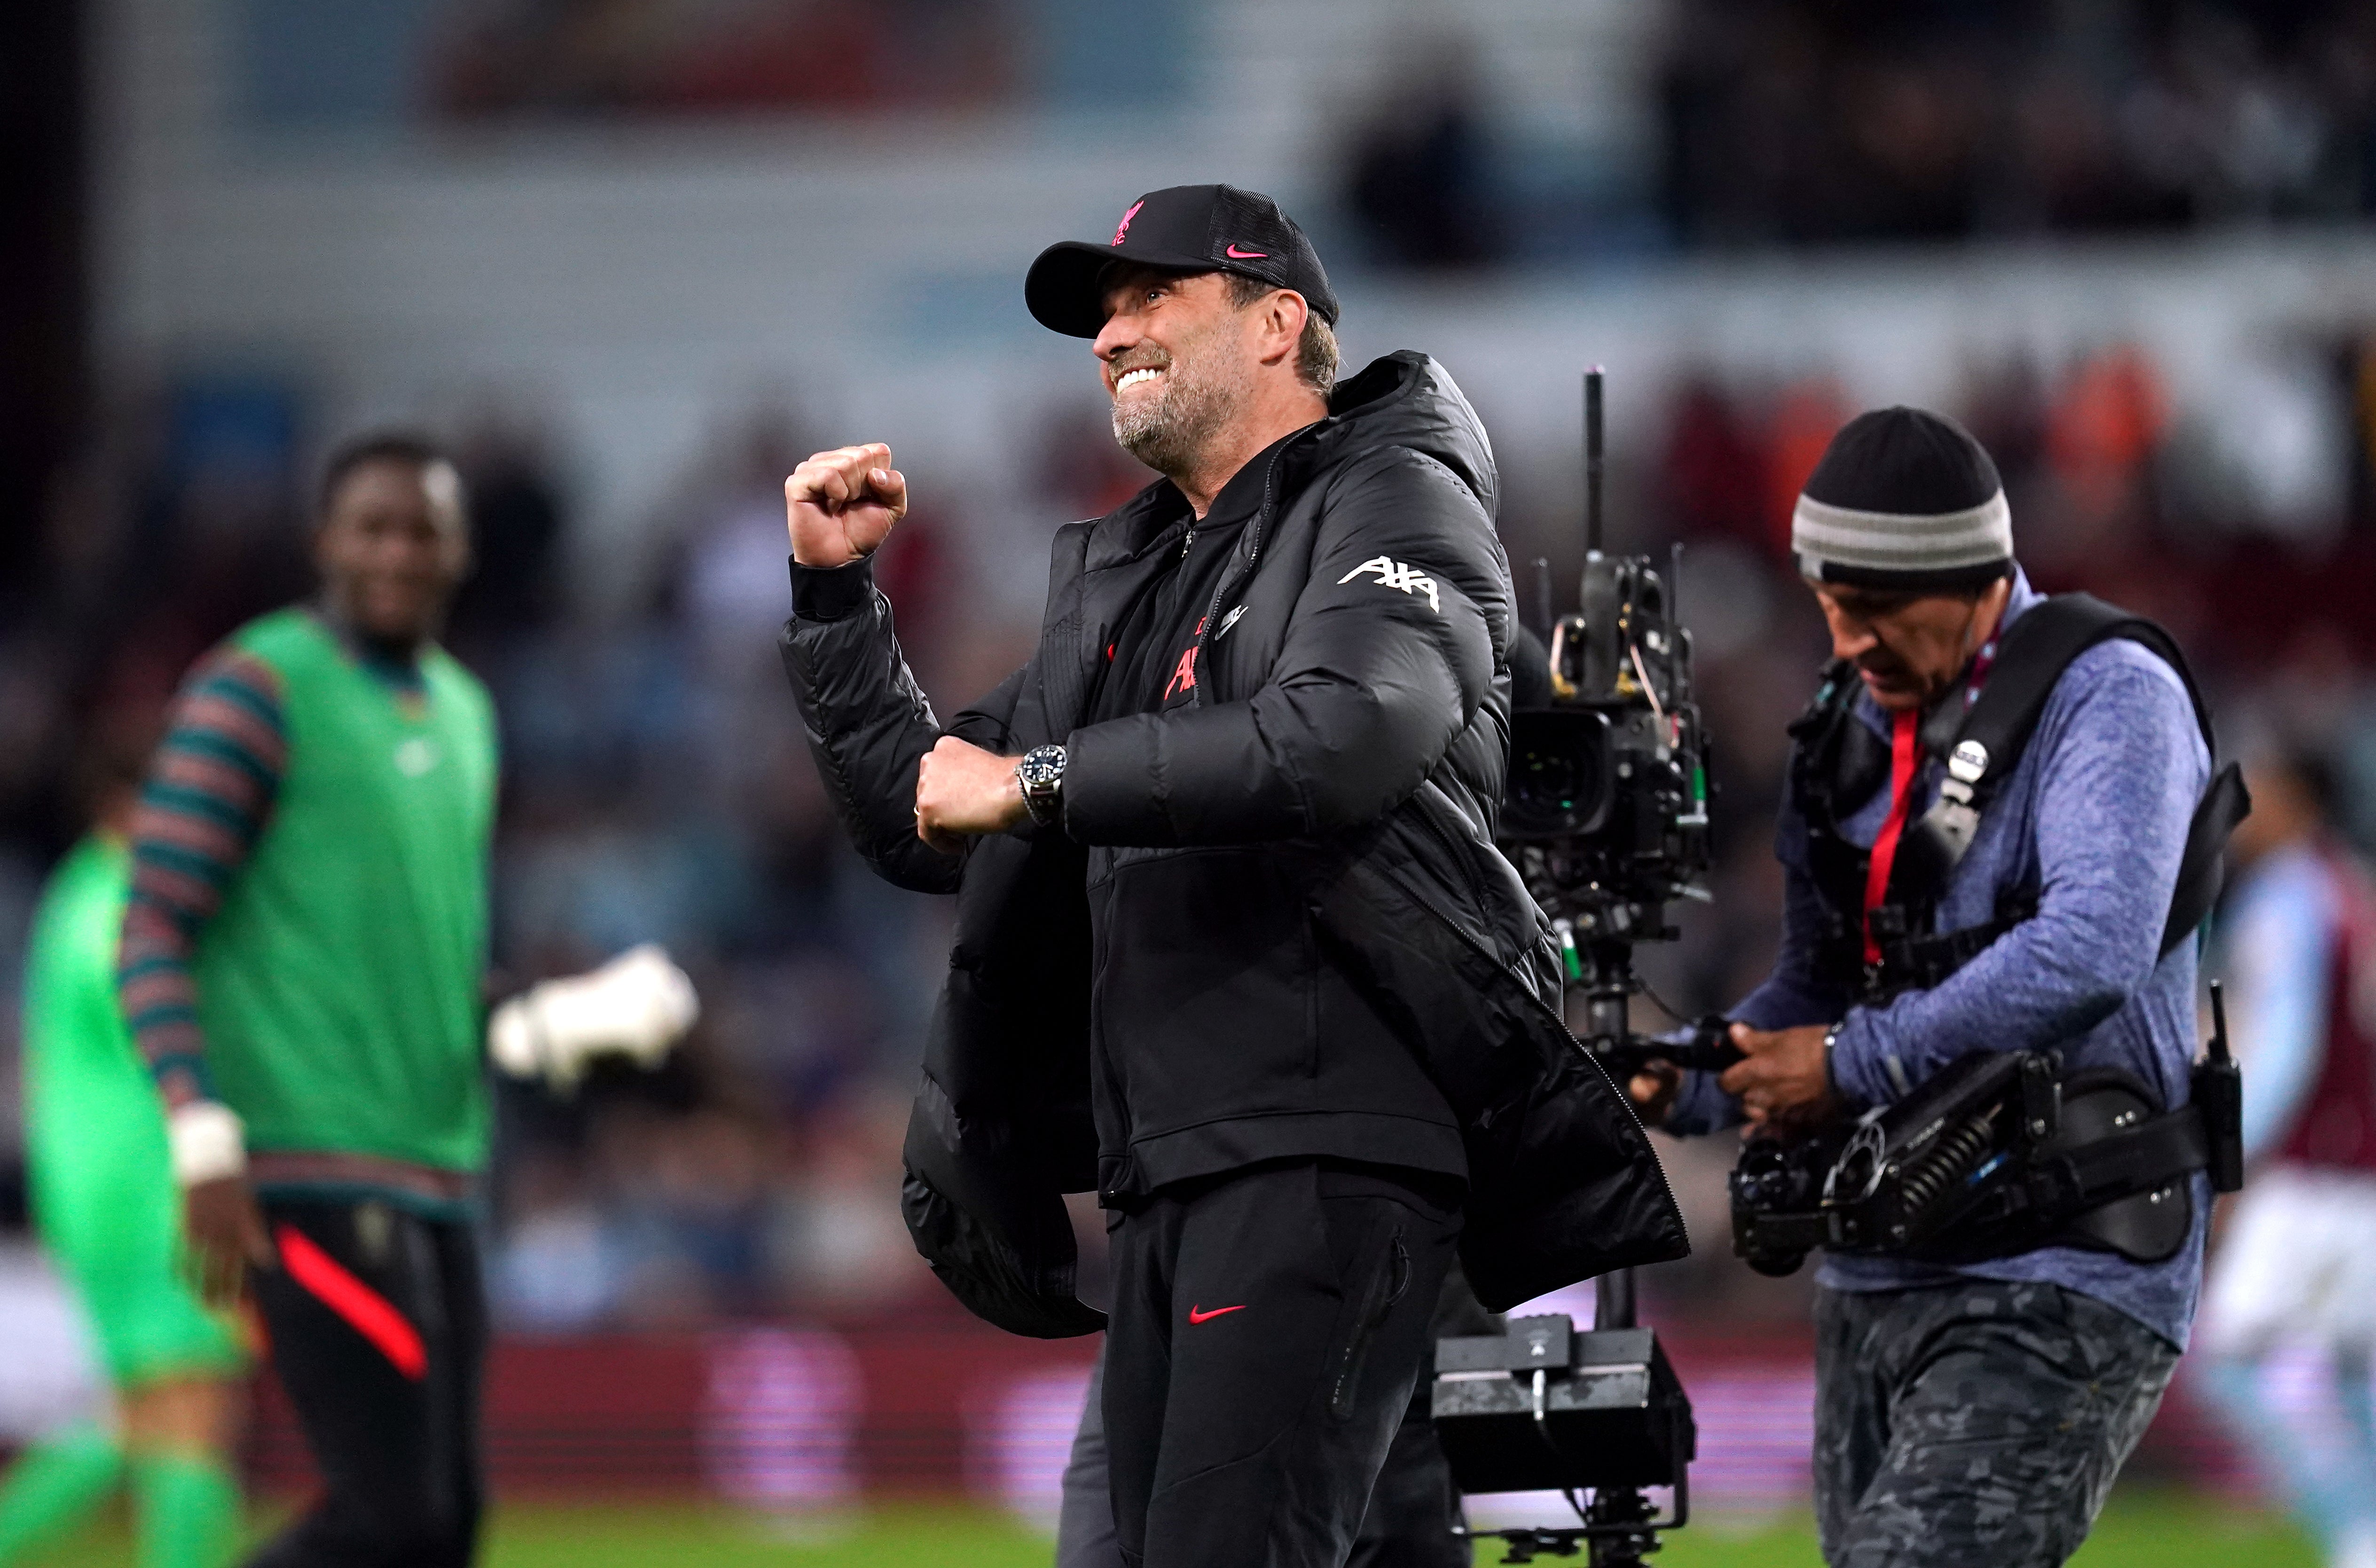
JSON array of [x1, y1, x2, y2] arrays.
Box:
[[1338, 556, 1441, 613]]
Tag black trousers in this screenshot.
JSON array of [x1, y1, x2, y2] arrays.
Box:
[[1059, 1337, 1471, 1568], [248, 1197, 487, 1568], [1103, 1161, 1462, 1568]]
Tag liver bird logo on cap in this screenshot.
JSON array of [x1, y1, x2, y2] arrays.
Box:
[[1112, 199, 1144, 246]]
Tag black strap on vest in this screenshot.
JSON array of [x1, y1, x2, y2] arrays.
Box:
[[1861, 888, 2038, 996], [2023, 1106, 2209, 1214], [1797, 593, 2250, 1001], [2164, 761, 2252, 955]]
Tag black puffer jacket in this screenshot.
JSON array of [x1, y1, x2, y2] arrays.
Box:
[[781, 352, 1684, 1335]]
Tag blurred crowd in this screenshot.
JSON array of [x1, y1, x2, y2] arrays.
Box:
[[429, 0, 1021, 118], [1659, 0, 2376, 247], [1338, 0, 2376, 266]]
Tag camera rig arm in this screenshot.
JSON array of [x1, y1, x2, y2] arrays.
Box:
[[1588, 1011, 1745, 1077]]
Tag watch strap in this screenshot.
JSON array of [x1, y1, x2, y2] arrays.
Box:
[[1018, 745, 1066, 828]]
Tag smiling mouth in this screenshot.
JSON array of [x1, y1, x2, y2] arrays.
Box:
[[1113, 366, 1165, 396]]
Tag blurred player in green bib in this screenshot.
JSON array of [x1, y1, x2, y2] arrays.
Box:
[[113, 434, 692, 1568], [120, 433, 494, 1568], [0, 761, 248, 1568]]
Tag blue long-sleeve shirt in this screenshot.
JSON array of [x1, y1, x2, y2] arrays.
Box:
[[1673, 570, 2212, 1348]]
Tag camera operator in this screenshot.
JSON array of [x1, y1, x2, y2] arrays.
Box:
[[778, 185, 1679, 1567], [1633, 408, 2211, 1567]]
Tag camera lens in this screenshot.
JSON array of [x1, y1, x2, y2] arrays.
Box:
[[1744, 1245, 1810, 1279], [1504, 708, 1613, 838], [1520, 748, 1589, 813], [1729, 1141, 1796, 1209]]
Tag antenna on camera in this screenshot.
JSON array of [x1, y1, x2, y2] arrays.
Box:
[[1670, 541, 1685, 687], [1585, 367, 1606, 555]]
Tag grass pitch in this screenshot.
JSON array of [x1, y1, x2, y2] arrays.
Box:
[[1640, 1490, 2314, 1568], [20, 1490, 2317, 1565]]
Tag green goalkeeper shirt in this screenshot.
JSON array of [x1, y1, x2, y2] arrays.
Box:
[[24, 834, 242, 1382], [120, 607, 499, 1211]]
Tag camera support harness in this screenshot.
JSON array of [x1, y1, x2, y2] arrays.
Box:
[[1733, 593, 2251, 1274], [1797, 592, 2249, 1001]]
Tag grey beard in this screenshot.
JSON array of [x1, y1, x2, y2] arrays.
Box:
[[1112, 354, 1247, 480]]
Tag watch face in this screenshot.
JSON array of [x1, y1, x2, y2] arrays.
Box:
[[1017, 746, 1065, 826]]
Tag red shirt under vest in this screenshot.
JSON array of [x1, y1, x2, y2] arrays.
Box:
[[2277, 843, 2376, 1172]]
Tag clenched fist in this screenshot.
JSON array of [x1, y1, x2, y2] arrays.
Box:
[[914, 735, 1027, 853], [786, 443, 908, 568]]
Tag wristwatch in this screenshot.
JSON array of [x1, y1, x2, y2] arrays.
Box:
[[1016, 744, 1068, 828]]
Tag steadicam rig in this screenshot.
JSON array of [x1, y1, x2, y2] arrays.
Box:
[[1432, 370, 1719, 1566], [1731, 984, 2244, 1280], [1498, 372, 1726, 1081]]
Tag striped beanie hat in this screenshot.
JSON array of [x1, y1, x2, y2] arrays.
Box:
[[1791, 407, 2015, 591]]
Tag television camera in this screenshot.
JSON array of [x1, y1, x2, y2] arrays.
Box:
[[1431, 370, 1730, 1565]]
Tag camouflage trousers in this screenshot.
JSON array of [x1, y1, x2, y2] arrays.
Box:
[[1813, 1280, 2180, 1568]]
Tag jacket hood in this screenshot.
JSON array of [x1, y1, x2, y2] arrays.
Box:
[[1088, 351, 1500, 567], [1308, 350, 1499, 523]]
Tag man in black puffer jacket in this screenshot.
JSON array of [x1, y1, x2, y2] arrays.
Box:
[[779, 185, 1682, 1566]]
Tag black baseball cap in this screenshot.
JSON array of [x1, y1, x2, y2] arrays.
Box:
[[1025, 184, 1340, 339]]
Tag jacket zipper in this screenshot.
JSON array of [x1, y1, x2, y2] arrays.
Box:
[[1187, 438, 1297, 707]]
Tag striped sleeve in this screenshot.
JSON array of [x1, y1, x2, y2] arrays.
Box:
[[119, 647, 288, 1108]]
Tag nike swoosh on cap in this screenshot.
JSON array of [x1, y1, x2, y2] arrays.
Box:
[[1187, 1303, 1247, 1324], [1224, 244, 1268, 259]]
